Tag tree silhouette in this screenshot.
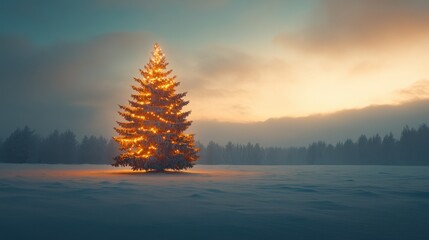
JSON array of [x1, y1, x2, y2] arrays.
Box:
[[0, 138, 4, 162], [79, 136, 107, 164], [1, 126, 40, 163], [1, 124, 428, 165]]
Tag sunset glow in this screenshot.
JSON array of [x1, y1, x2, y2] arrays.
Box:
[[1, 0, 429, 138], [1, 2, 429, 240]]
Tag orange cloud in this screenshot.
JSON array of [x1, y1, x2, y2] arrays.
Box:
[[395, 79, 429, 102], [175, 46, 294, 121], [274, 0, 429, 55], [348, 61, 383, 76]]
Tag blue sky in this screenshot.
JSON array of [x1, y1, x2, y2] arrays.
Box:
[[0, 1, 310, 46]]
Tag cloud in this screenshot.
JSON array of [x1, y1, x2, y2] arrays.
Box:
[[0, 32, 154, 137], [0, 31, 291, 137], [197, 47, 260, 82], [183, 47, 261, 91], [176, 46, 293, 121], [395, 79, 429, 102], [0, 30, 295, 137], [182, 46, 290, 95], [191, 99, 429, 147], [90, 0, 229, 11], [348, 61, 383, 76], [274, 0, 429, 55]]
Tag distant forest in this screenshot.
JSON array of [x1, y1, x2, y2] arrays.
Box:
[[0, 127, 119, 164], [0, 124, 428, 165]]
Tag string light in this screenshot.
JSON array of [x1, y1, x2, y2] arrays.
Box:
[[113, 43, 199, 171]]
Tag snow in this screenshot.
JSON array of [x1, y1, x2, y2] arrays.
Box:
[[0, 164, 428, 240]]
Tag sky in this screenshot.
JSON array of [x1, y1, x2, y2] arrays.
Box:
[[1, 0, 429, 138]]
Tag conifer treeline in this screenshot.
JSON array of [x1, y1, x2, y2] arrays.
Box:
[[197, 124, 429, 165], [0, 124, 428, 165], [0, 127, 119, 164]]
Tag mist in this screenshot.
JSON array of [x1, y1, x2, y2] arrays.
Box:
[[191, 99, 429, 147]]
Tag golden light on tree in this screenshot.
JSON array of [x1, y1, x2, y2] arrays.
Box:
[[112, 43, 199, 171]]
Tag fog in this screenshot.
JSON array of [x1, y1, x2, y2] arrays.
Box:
[[1, 164, 427, 240], [191, 99, 429, 147]]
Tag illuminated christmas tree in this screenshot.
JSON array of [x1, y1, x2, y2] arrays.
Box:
[[113, 43, 198, 171]]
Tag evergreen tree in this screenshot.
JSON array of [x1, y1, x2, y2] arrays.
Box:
[[2, 126, 40, 163], [38, 130, 77, 164], [206, 141, 222, 165], [0, 138, 4, 162], [105, 139, 120, 162], [79, 136, 108, 164], [60, 130, 78, 164], [113, 43, 198, 171], [39, 130, 61, 163]]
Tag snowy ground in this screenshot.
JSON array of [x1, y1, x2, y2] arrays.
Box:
[[0, 164, 428, 240]]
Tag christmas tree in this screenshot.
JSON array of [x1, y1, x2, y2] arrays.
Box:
[[113, 43, 199, 171]]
